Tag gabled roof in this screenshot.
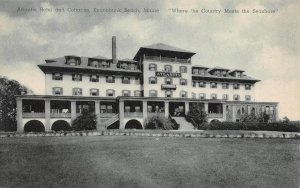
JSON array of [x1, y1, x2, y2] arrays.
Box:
[[228, 69, 245, 73], [91, 55, 109, 60], [208, 66, 230, 72], [119, 58, 137, 63], [142, 43, 195, 54]]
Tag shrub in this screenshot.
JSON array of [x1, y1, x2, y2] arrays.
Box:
[[72, 108, 97, 131], [204, 121, 300, 132], [144, 115, 178, 130], [186, 103, 207, 129]]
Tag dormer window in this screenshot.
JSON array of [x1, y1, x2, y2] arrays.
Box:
[[52, 73, 63, 80], [72, 74, 82, 81], [192, 69, 199, 75], [122, 77, 130, 84], [215, 71, 221, 77], [164, 65, 172, 72], [236, 72, 242, 78], [52, 87, 63, 95], [66, 56, 80, 66], [199, 69, 206, 75], [106, 76, 115, 83], [90, 75, 99, 82]]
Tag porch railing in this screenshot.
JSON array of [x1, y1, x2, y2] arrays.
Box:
[[124, 112, 143, 118], [23, 112, 45, 118], [207, 113, 223, 118]]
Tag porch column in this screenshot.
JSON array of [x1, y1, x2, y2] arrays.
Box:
[[185, 102, 189, 115], [165, 101, 169, 118], [143, 100, 147, 120], [222, 103, 226, 121], [16, 98, 23, 132], [232, 105, 236, 122], [275, 105, 279, 121], [95, 101, 101, 130], [204, 102, 208, 114], [71, 101, 76, 122], [45, 100, 51, 131], [119, 100, 124, 129]]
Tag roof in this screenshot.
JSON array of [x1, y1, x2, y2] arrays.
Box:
[[192, 73, 260, 83], [142, 43, 195, 54], [192, 65, 210, 69], [39, 56, 142, 75], [228, 69, 245, 73], [91, 55, 109, 60], [208, 66, 230, 72], [119, 58, 137, 63]]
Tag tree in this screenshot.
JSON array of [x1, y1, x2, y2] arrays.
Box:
[[71, 108, 97, 131], [185, 103, 207, 129], [0, 76, 33, 131], [282, 116, 290, 123]]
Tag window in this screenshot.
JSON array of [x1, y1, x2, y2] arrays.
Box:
[[101, 104, 114, 113], [192, 81, 196, 87], [234, 94, 240, 101], [165, 77, 172, 85], [52, 87, 63, 95], [66, 57, 80, 66], [106, 76, 115, 83], [245, 95, 251, 101], [165, 90, 172, 97], [222, 83, 229, 89], [149, 63, 157, 71], [180, 91, 187, 98], [122, 90, 131, 96], [90, 88, 99, 96], [233, 83, 240, 89], [192, 92, 196, 98], [52, 73, 63, 80], [90, 75, 99, 82], [122, 77, 130, 84], [211, 93, 217, 100], [180, 66, 187, 73], [149, 90, 157, 97], [222, 94, 228, 100], [120, 63, 128, 69], [135, 77, 140, 84], [106, 89, 115, 97], [164, 65, 172, 72], [180, 78, 187, 85], [199, 93, 206, 100], [72, 74, 82, 81], [236, 72, 242, 78], [199, 81, 206, 88], [245, 84, 252, 90], [149, 77, 157, 84], [210, 82, 217, 88], [73, 88, 82, 96], [215, 71, 221, 77], [134, 90, 142, 97]]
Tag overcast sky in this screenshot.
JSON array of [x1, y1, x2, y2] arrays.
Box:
[[0, 0, 299, 120]]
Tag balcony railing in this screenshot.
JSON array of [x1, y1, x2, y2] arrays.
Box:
[[23, 112, 45, 118], [144, 55, 190, 63], [124, 112, 143, 118], [100, 113, 116, 118], [161, 84, 176, 90], [207, 113, 223, 118], [50, 113, 71, 118]]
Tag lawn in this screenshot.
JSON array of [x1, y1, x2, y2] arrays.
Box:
[[0, 136, 299, 188]]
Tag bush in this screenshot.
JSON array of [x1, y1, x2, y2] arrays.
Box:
[[72, 109, 97, 131], [203, 121, 300, 132], [144, 115, 178, 130], [186, 103, 207, 129]]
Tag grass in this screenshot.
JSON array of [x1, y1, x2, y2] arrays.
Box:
[[0, 137, 299, 188]]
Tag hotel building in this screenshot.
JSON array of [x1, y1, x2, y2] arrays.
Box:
[[16, 37, 278, 132]]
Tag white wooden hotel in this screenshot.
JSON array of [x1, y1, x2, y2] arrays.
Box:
[[16, 37, 278, 132]]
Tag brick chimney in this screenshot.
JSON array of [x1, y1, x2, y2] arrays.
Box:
[[112, 36, 117, 64]]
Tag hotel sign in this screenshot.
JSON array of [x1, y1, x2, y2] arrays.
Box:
[[155, 72, 181, 78]]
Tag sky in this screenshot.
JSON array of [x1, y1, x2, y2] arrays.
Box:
[[0, 0, 299, 120]]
